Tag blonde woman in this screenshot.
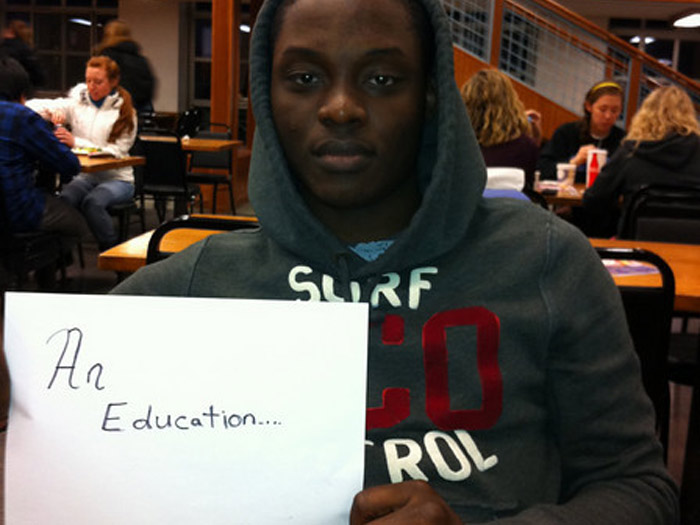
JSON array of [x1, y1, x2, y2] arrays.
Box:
[[461, 69, 540, 189], [583, 85, 700, 236]]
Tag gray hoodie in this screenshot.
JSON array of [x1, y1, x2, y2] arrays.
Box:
[[113, 0, 678, 522]]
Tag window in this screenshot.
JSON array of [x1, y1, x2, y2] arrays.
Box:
[[4, 0, 118, 95]]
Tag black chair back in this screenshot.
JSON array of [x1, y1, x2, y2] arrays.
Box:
[[190, 122, 233, 171], [176, 107, 202, 138], [595, 247, 675, 459], [139, 129, 200, 222], [145, 214, 259, 264], [619, 184, 700, 243]]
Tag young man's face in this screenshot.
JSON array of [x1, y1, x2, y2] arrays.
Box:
[[270, 0, 429, 224]]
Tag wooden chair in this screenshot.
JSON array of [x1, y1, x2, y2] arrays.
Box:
[[595, 247, 675, 459], [186, 122, 236, 214], [145, 214, 259, 264]]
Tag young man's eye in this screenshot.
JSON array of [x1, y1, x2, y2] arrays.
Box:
[[367, 75, 396, 87], [290, 72, 319, 86]]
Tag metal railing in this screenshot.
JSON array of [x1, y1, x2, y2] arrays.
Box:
[[442, 0, 700, 122]]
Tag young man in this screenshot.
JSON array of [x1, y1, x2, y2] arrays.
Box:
[[113, 0, 678, 522], [0, 57, 90, 243]]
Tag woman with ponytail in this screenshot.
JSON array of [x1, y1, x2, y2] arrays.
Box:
[[26, 55, 137, 250]]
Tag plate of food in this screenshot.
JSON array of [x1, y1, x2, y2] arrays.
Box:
[[71, 147, 112, 157]]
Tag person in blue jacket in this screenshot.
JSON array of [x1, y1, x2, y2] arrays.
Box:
[[0, 56, 89, 242], [112, 0, 678, 522]]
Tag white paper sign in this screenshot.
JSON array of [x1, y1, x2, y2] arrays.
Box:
[[3, 292, 369, 524]]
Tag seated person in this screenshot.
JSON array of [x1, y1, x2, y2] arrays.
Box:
[[582, 85, 700, 237], [112, 0, 678, 522], [0, 56, 90, 244], [538, 80, 625, 183], [461, 69, 539, 191], [27, 56, 137, 250]]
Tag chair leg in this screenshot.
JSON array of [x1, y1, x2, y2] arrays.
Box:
[[119, 210, 131, 243], [138, 207, 146, 232], [77, 241, 85, 268], [681, 375, 700, 524], [155, 198, 167, 223], [226, 180, 236, 214], [212, 183, 218, 214]]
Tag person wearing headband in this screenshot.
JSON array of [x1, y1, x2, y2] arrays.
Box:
[[538, 80, 625, 183], [583, 84, 700, 236]]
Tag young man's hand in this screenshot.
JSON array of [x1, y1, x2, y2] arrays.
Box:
[[350, 480, 462, 524]]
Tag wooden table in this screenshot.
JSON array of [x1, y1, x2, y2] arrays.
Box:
[[590, 237, 700, 313], [537, 183, 585, 207], [78, 155, 145, 173], [138, 135, 242, 152], [98, 214, 257, 273], [99, 225, 700, 314]]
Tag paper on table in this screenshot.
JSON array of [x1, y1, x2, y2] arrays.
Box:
[[3, 293, 369, 524]]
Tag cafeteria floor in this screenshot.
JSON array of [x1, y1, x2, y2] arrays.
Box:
[[0, 199, 695, 519]]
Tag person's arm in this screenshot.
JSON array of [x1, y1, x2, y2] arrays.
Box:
[[21, 107, 80, 181], [350, 218, 678, 525], [525, 109, 542, 147], [582, 145, 629, 236], [24, 96, 72, 124], [537, 124, 578, 180], [498, 219, 679, 524]]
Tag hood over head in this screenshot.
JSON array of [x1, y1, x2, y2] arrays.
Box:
[[248, 0, 486, 277]]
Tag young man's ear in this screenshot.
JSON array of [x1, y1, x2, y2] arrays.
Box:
[[425, 81, 436, 118]]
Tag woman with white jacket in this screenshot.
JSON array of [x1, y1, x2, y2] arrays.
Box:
[[27, 55, 137, 250]]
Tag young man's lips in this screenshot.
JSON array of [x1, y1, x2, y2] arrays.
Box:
[[313, 141, 374, 173]]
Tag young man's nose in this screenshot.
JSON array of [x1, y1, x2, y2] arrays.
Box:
[[318, 88, 366, 126]]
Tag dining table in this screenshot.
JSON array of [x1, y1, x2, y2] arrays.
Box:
[[536, 182, 586, 207], [138, 135, 242, 152], [99, 224, 700, 314], [78, 154, 146, 173], [590, 237, 700, 313], [98, 214, 258, 273]]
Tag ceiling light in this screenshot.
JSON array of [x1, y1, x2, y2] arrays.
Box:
[[240, 24, 251, 33], [673, 13, 700, 28], [69, 18, 92, 26]]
